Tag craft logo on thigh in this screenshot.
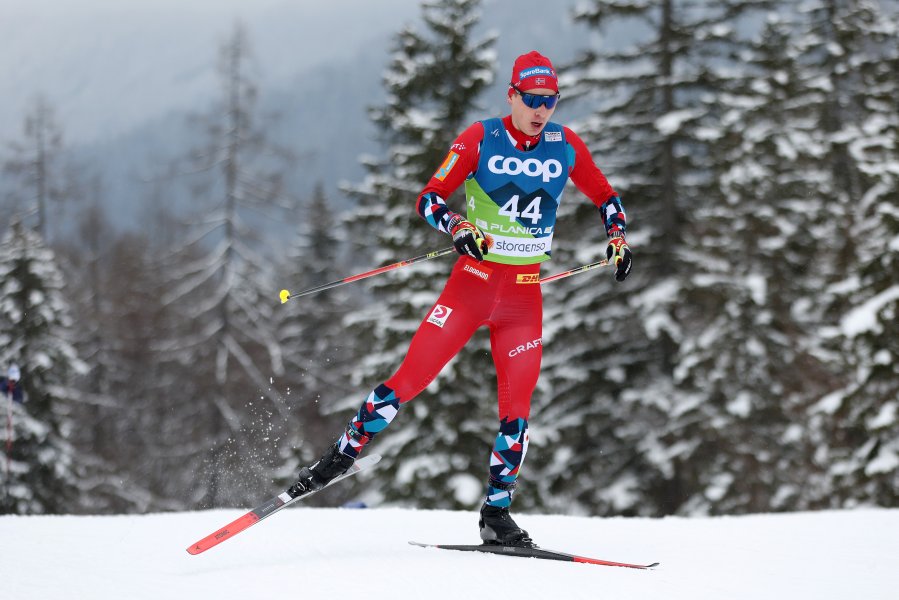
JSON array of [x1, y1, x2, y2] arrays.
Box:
[[508, 337, 542, 358], [427, 304, 454, 328]]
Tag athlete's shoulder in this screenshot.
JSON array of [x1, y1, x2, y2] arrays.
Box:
[[450, 121, 487, 151], [461, 120, 487, 139], [561, 125, 584, 143]]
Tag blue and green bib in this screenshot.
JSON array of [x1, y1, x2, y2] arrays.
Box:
[[465, 118, 571, 265]]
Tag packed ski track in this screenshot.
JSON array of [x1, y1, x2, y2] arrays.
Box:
[[2, 506, 897, 599]]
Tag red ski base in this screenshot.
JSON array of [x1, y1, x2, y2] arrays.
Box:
[[409, 541, 658, 569], [186, 455, 381, 555], [188, 512, 263, 555]]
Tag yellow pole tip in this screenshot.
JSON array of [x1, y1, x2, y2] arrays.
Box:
[[279, 289, 291, 304]]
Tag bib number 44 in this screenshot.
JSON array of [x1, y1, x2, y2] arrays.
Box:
[[498, 195, 543, 224]]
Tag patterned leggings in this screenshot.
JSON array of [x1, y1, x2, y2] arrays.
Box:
[[336, 256, 543, 507]]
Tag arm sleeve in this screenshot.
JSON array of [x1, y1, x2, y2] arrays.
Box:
[[564, 126, 627, 237], [417, 122, 484, 233]]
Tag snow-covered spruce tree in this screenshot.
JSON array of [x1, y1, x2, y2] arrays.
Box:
[[541, 0, 775, 516], [0, 220, 86, 514], [656, 10, 848, 515], [809, 0, 899, 508], [338, 0, 498, 509], [650, 0, 899, 514], [274, 183, 363, 506], [160, 22, 294, 507]]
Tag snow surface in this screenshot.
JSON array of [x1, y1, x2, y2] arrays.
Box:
[[2, 507, 897, 599]]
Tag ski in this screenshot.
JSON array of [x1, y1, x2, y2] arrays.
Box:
[[409, 540, 658, 569], [186, 454, 381, 555]]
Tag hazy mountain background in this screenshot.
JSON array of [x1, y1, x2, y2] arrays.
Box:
[[1, 0, 597, 229]]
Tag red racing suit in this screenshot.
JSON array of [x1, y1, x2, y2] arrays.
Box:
[[336, 115, 625, 508], [390, 115, 624, 417]]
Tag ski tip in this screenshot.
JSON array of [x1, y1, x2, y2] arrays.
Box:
[[354, 454, 382, 469]]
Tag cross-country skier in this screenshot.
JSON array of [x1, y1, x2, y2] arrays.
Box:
[[292, 51, 631, 546]]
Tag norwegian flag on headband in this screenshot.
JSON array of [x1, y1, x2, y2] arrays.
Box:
[[510, 50, 558, 93]]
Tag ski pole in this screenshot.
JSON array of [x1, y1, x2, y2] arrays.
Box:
[[280, 247, 457, 304], [5, 390, 12, 484], [539, 258, 609, 285], [279, 251, 610, 304]]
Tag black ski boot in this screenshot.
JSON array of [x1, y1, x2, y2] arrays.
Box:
[[479, 504, 534, 547], [289, 444, 355, 497]]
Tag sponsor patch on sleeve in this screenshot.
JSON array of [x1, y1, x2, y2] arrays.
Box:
[[434, 151, 460, 181]]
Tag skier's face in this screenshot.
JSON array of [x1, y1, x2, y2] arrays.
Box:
[[508, 86, 558, 137]]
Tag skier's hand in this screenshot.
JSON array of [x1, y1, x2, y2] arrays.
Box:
[[606, 234, 632, 282], [450, 217, 493, 262]]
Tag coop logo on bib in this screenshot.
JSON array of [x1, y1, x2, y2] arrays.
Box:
[[487, 155, 563, 182], [427, 304, 453, 328]]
